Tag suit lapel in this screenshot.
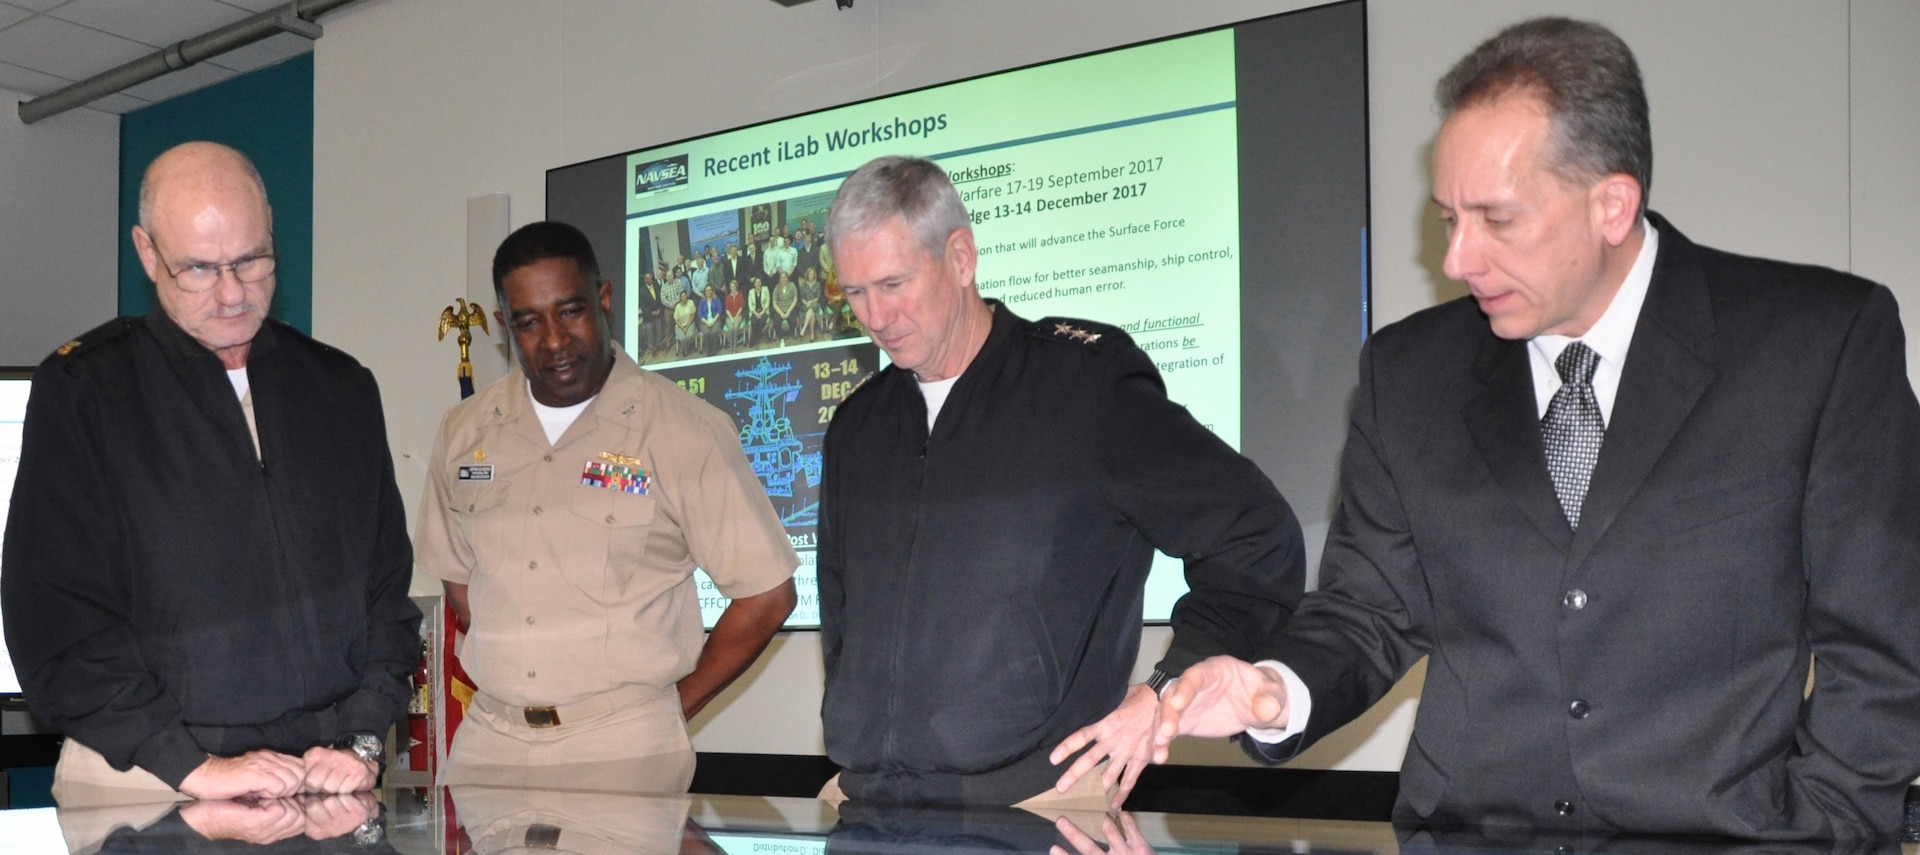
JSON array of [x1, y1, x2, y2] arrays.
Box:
[[1567, 217, 1718, 567], [1464, 331, 1573, 553]]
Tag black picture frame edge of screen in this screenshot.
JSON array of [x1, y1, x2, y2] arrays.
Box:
[[543, 0, 1368, 189]]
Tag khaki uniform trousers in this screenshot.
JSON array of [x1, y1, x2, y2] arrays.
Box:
[[441, 684, 695, 793], [451, 785, 696, 855], [55, 802, 180, 855], [49, 739, 187, 808]]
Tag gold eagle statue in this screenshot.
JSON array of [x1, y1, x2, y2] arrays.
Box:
[[438, 297, 491, 380]]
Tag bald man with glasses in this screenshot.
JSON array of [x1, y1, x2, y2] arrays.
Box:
[[2, 141, 420, 806]]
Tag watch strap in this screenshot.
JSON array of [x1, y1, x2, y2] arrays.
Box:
[[1145, 668, 1179, 698]]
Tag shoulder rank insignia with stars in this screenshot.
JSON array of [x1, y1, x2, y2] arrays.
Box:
[[55, 340, 82, 356], [845, 370, 875, 399], [1051, 321, 1102, 344]]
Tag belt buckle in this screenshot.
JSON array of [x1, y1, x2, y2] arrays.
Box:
[[524, 825, 562, 848], [524, 706, 561, 728]]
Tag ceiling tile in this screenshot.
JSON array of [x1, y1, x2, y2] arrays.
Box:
[[201, 29, 309, 73], [216, 0, 290, 12], [119, 56, 232, 101], [0, 15, 148, 80], [0, 5, 33, 30], [0, 58, 69, 95], [52, 0, 249, 49], [83, 89, 148, 113]]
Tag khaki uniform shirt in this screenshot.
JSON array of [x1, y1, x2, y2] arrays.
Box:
[[417, 347, 797, 708]]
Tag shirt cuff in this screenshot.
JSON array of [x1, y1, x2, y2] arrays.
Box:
[[129, 725, 211, 790], [1244, 659, 1309, 744]]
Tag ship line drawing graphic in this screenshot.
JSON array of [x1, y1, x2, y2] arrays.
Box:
[[726, 356, 823, 527]]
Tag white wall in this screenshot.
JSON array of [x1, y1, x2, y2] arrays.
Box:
[[311, 0, 1920, 772], [1851, 0, 1920, 347], [0, 89, 117, 367]]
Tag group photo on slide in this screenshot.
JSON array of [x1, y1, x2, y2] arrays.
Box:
[[632, 195, 865, 367]]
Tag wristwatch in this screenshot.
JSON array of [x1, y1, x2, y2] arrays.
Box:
[[351, 816, 385, 846], [335, 731, 383, 765]]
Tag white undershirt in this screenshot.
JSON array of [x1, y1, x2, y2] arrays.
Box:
[[917, 375, 959, 431], [528, 381, 595, 445], [1250, 219, 1659, 746], [227, 367, 262, 459]]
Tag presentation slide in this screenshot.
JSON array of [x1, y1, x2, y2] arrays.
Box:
[[623, 33, 1237, 628], [707, 832, 828, 855], [1, 376, 28, 694], [549, 1, 1370, 630]]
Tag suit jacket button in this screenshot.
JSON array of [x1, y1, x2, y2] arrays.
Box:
[[1568, 699, 1591, 719], [1554, 799, 1575, 816], [1563, 589, 1587, 610]]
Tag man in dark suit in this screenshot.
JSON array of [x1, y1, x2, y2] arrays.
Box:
[[1141, 17, 1920, 839], [705, 244, 732, 296], [636, 271, 667, 357]]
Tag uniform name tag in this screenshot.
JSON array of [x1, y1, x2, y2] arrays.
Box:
[[458, 464, 494, 481]]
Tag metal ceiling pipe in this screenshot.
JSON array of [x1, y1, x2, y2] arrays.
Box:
[[17, 0, 362, 125]]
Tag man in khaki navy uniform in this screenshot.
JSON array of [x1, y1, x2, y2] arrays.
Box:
[[417, 220, 798, 792]]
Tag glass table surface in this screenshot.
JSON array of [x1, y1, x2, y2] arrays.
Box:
[[1, 787, 1913, 855]]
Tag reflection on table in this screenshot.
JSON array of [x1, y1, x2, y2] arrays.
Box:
[[11, 792, 387, 853], [4, 787, 1913, 855]]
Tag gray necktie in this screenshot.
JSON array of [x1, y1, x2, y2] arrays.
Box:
[[1542, 341, 1604, 530]]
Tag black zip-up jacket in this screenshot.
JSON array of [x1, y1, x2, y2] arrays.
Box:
[[2, 309, 421, 787], [818, 302, 1304, 803]]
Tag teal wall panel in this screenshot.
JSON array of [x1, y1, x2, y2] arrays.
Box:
[[6, 767, 54, 809], [118, 53, 313, 334]]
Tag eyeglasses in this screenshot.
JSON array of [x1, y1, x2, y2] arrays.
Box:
[[146, 232, 277, 293]]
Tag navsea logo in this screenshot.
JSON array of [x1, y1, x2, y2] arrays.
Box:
[[634, 155, 690, 199]]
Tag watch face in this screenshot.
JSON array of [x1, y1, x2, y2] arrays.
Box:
[[348, 733, 381, 761], [352, 818, 385, 845]]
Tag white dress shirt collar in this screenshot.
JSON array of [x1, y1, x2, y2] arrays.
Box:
[[1528, 219, 1660, 422]]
